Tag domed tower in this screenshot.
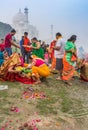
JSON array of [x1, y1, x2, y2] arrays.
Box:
[[24, 7, 29, 23], [13, 9, 25, 26], [12, 7, 38, 40]]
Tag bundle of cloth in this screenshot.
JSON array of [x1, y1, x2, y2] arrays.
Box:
[[0, 53, 34, 84], [0, 53, 50, 84], [76, 59, 88, 82]]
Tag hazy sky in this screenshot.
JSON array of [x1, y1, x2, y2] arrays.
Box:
[[0, 0, 88, 51]]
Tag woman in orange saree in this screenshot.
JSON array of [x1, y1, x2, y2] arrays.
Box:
[[27, 55, 50, 84], [62, 35, 77, 85]]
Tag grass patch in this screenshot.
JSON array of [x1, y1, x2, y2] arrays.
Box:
[[36, 83, 73, 114], [58, 88, 73, 113], [36, 98, 57, 115], [0, 76, 88, 129]]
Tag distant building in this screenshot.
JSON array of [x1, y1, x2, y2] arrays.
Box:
[[13, 8, 38, 40]]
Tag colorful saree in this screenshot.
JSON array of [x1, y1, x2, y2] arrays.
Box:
[[0, 53, 20, 79], [31, 58, 50, 79], [62, 41, 77, 81], [49, 40, 56, 70], [80, 62, 88, 82], [32, 43, 44, 59], [0, 53, 35, 84], [49, 40, 56, 59]]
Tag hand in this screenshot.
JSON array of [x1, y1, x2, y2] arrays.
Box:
[[29, 45, 33, 48], [27, 64, 32, 69], [22, 45, 26, 47], [18, 46, 20, 49]]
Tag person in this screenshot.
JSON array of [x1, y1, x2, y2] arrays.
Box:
[[0, 53, 20, 80], [62, 35, 77, 85], [0, 51, 4, 66], [31, 37, 44, 59], [20, 36, 24, 57], [0, 39, 5, 52], [54, 32, 65, 79], [22, 32, 31, 63], [18, 53, 24, 67], [5, 29, 20, 56], [80, 61, 88, 82], [49, 40, 56, 70], [27, 55, 50, 84], [44, 50, 49, 65], [41, 41, 46, 54], [0, 51, 8, 66], [76, 57, 88, 82]]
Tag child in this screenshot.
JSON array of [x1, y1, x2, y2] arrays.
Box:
[[44, 51, 49, 66]]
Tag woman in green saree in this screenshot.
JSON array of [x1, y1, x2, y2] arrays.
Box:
[[31, 37, 44, 59], [62, 35, 77, 85]]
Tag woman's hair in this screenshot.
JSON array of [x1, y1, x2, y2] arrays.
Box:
[[56, 32, 62, 37], [11, 29, 16, 33], [68, 35, 77, 42], [29, 54, 37, 60], [32, 37, 38, 41], [24, 32, 28, 35]]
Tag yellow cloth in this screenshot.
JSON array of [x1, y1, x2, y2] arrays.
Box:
[[32, 64, 50, 78], [81, 62, 88, 80], [0, 53, 20, 77]]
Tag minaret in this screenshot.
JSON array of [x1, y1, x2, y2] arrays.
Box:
[[24, 7, 28, 23]]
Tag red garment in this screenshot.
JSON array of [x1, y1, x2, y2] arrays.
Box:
[[4, 72, 35, 84], [35, 59, 45, 67], [24, 37, 31, 51], [5, 33, 12, 48], [81, 75, 88, 82], [15, 74, 35, 84], [49, 40, 56, 59], [0, 43, 5, 51]]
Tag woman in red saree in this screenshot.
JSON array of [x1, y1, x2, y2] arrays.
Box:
[[49, 40, 56, 70]]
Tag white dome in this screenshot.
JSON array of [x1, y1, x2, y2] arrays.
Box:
[[13, 9, 25, 24]]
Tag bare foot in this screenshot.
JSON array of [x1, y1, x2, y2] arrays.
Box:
[[56, 77, 61, 80], [71, 77, 74, 80], [34, 80, 41, 84], [64, 81, 72, 86]]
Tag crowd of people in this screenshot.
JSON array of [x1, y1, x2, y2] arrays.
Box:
[[0, 29, 88, 85]]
